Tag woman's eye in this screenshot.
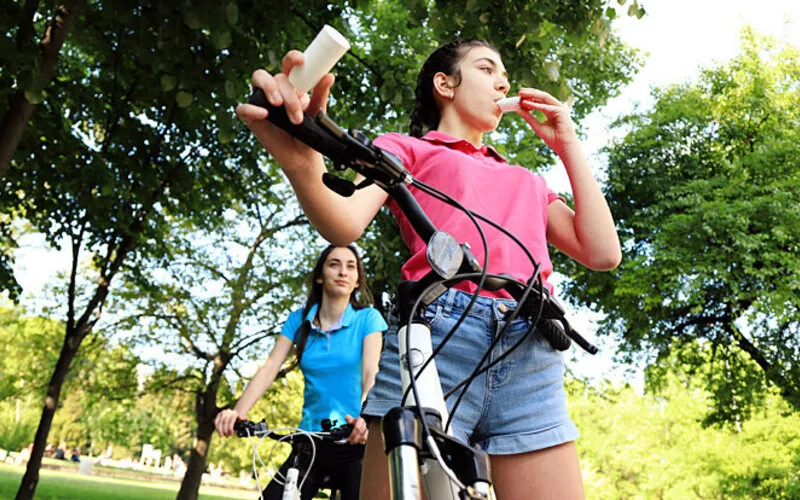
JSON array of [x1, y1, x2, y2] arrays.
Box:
[[480, 67, 492, 73]]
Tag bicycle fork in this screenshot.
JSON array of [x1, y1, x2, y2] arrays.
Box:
[[383, 322, 492, 500]]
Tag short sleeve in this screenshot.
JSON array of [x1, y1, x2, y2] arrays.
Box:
[[373, 133, 416, 215], [544, 179, 567, 206], [280, 308, 305, 343], [360, 307, 388, 340], [373, 133, 415, 173]]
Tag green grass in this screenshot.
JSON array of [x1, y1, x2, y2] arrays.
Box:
[[0, 463, 255, 499]]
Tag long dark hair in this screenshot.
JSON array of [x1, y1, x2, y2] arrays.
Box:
[[409, 39, 495, 138], [288, 244, 373, 370]]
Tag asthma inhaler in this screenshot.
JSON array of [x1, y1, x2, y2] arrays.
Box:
[[496, 96, 521, 113], [288, 25, 351, 93]]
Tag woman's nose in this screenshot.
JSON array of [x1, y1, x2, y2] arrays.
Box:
[[496, 78, 510, 94]]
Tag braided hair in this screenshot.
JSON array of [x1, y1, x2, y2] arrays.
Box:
[[286, 244, 374, 372], [409, 39, 495, 138]]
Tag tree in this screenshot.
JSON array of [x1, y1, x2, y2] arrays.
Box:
[[570, 352, 800, 499], [558, 28, 800, 423], [4, 1, 278, 495], [0, 2, 81, 180], [0, 304, 140, 455], [113, 185, 317, 499]]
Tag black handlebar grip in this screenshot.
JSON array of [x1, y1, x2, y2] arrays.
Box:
[[538, 319, 572, 351], [233, 420, 267, 437], [248, 88, 349, 165], [329, 423, 355, 441]]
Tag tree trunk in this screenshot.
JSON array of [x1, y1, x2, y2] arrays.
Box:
[[0, 2, 80, 180], [15, 326, 83, 500], [176, 387, 218, 500]]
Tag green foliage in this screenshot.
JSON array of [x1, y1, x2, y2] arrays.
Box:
[[558, 28, 800, 422], [0, 305, 141, 453], [0, 305, 64, 402], [571, 364, 800, 499]]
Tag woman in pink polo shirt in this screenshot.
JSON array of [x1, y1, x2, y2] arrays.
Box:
[[237, 39, 620, 499]]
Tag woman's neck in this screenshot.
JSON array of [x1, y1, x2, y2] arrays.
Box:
[[315, 295, 350, 330], [437, 113, 483, 149]]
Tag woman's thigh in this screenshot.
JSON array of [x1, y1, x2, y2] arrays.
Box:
[[490, 442, 584, 500], [359, 419, 391, 500]]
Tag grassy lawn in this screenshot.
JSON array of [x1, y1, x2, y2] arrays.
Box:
[[0, 463, 255, 499]]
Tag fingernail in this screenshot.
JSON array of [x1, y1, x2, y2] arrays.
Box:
[[294, 111, 304, 123], [270, 91, 281, 103]]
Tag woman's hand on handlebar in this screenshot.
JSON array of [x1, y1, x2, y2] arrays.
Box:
[[344, 415, 368, 445], [215, 409, 247, 438], [235, 50, 335, 170]]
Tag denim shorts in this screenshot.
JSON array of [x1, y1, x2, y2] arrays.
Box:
[[362, 288, 579, 455]]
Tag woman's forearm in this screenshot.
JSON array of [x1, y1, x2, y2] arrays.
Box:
[[558, 141, 621, 270], [232, 361, 279, 415], [281, 164, 386, 245]]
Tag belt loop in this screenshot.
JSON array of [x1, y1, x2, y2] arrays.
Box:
[[442, 288, 456, 317]]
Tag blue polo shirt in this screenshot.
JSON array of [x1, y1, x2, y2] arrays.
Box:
[[281, 303, 387, 431]]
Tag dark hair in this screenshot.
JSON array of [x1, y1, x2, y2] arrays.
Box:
[[289, 245, 373, 370], [409, 39, 496, 138]]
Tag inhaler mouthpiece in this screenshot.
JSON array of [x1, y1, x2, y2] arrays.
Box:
[[496, 96, 521, 113], [288, 25, 351, 93]]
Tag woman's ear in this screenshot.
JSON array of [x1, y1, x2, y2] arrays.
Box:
[[433, 72, 454, 101]]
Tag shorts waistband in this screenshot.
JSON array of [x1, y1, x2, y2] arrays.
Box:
[[435, 288, 519, 320]]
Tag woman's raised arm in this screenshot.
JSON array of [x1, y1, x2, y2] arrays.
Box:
[[237, 51, 387, 244]]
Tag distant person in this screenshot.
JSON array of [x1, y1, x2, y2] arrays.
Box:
[[70, 446, 80, 462], [54, 443, 66, 460], [215, 244, 387, 500]]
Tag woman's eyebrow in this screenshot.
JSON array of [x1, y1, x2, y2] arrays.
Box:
[[474, 57, 508, 79]]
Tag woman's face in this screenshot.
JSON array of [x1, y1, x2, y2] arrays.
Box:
[[318, 247, 360, 299], [450, 46, 510, 132]]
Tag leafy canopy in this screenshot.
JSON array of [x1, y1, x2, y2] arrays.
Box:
[[558, 28, 800, 421]]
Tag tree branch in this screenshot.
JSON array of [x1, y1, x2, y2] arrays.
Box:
[[0, 1, 81, 178]]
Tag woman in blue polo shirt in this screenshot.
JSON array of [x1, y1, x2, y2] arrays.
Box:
[[215, 244, 387, 500]]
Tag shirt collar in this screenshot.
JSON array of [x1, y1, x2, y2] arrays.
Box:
[[421, 130, 507, 163], [304, 303, 355, 332]]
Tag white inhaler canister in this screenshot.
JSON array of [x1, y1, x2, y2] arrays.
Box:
[[496, 96, 521, 113], [288, 25, 351, 93]]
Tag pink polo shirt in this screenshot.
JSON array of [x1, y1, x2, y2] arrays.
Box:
[[373, 131, 564, 298]]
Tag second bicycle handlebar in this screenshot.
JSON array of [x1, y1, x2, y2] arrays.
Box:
[[234, 419, 355, 443]]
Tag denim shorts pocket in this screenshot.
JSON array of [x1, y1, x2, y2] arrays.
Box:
[[423, 304, 443, 329]]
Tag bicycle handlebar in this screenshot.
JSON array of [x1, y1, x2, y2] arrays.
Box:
[[248, 88, 597, 354], [233, 419, 355, 443]]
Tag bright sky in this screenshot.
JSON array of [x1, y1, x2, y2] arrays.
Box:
[[11, 0, 800, 383]]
